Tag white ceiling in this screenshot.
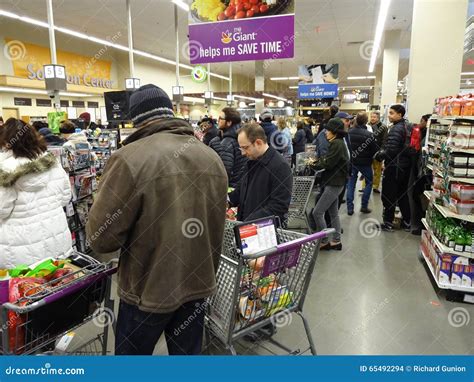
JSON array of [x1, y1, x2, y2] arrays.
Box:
[[0, 0, 415, 88]]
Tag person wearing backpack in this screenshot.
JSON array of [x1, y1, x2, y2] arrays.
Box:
[[374, 104, 412, 232], [210, 107, 248, 188]]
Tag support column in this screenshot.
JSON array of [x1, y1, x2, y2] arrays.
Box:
[[407, 0, 468, 121], [255, 61, 264, 116], [380, 30, 401, 108], [372, 64, 383, 105]]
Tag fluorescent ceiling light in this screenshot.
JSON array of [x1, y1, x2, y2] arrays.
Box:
[[263, 93, 287, 101], [461, 72, 474, 76], [270, 76, 299, 81], [0, 86, 96, 97], [289, 86, 298, 89], [369, 0, 392, 73], [0, 8, 228, 81], [172, 0, 190, 11], [347, 76, 376, 80], [341, 85, 373, 90], [234, 94, 261, 101], [183, 96, 204, 104]]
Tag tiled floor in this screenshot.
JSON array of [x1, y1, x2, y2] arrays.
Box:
[[74, 184, 474, 355]]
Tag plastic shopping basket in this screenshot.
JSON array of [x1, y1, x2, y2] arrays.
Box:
[[205, 220, 333, 355]]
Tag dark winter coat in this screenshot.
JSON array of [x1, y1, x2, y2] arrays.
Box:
[[292, 129, 307, 154], [229, 146, 292, 225], [38, 127, 65, 146], [314, 138, 349, 187], [209, 125, 248, 188], [304, 125, 314, 143], [203, 125, 218, 146], [348, 125, 378, 166], [383, 119, 412, 169], [370, 121, 388, 149]]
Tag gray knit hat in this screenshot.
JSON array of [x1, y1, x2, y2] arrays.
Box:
[[129, 84, 175, 126], [260, 108, 273, 121]]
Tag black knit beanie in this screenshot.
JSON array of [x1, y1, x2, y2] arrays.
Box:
[[129, 84, 175, 126]]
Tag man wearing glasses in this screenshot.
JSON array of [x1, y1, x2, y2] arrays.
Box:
[[210, 107, 247, 188], [229, 123, 293, 227]]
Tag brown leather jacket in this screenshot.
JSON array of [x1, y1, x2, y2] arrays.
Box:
[[86, 118, 228, 313]]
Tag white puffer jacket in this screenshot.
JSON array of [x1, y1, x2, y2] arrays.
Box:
[[0, 150, 73, 269]]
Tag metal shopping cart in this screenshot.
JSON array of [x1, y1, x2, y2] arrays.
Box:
[[0, 253, 117, 355], [287, 175, 316, 233], [205, 220, 333, 355]]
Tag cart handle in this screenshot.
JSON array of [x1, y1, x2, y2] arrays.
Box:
[[2, 259, 118, 313], [241, 228, 335, 260]]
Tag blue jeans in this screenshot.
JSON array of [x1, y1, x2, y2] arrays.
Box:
[[115, 299, 205, 355], [346, 164, 373, 212]]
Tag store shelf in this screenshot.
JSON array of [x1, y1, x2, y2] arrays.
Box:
[[421, 218, 474, 258], [448, 176, 474, 185], [420, 247, 474, 293], [424, 191, 474, 223], [431, 115, 474, 121], [449, 147, 474, 154]]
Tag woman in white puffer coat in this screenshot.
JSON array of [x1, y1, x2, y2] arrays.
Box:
[[0, 118, 72, 269]]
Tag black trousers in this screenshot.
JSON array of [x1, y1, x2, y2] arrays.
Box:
[[115, 299, 205, 355], [382, 166, 411, 224]]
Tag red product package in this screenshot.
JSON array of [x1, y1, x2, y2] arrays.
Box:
[[7, 277, 46, 354]]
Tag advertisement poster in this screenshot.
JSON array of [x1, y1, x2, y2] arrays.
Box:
[[342, 89, 370, 103], [188, 0, 295, 64], [298, 64, 339, 99]]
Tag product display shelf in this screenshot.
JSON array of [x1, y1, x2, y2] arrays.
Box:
[[421, 218, 474, 258], [420, 246, 474, 294], [424, 191, 474, 223], [431, 115, 474, 121]]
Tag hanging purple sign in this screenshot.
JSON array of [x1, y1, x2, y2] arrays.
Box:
[[188, 0, 295, 64]]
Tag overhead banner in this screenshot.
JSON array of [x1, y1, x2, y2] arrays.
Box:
[[298, 64, 339, 99], [188, 0, 295, 64]]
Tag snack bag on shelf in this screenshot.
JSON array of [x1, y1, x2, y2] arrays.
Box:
[[451, 264, 464, 286], [462, 265, 474, 287]]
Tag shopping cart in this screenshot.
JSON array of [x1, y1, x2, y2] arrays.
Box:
[[0, 253, 117, 355], [205, 220, 334, 355], [287, 175, 316, 233]]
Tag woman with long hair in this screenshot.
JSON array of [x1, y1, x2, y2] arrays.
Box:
[[276, 117, 293, 157], [0, 118, 72, 268]]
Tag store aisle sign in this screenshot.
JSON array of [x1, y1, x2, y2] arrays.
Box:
[[298, 84, 339, 99], [5, 38, 114, 89], [188, 1, 295, 64]]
